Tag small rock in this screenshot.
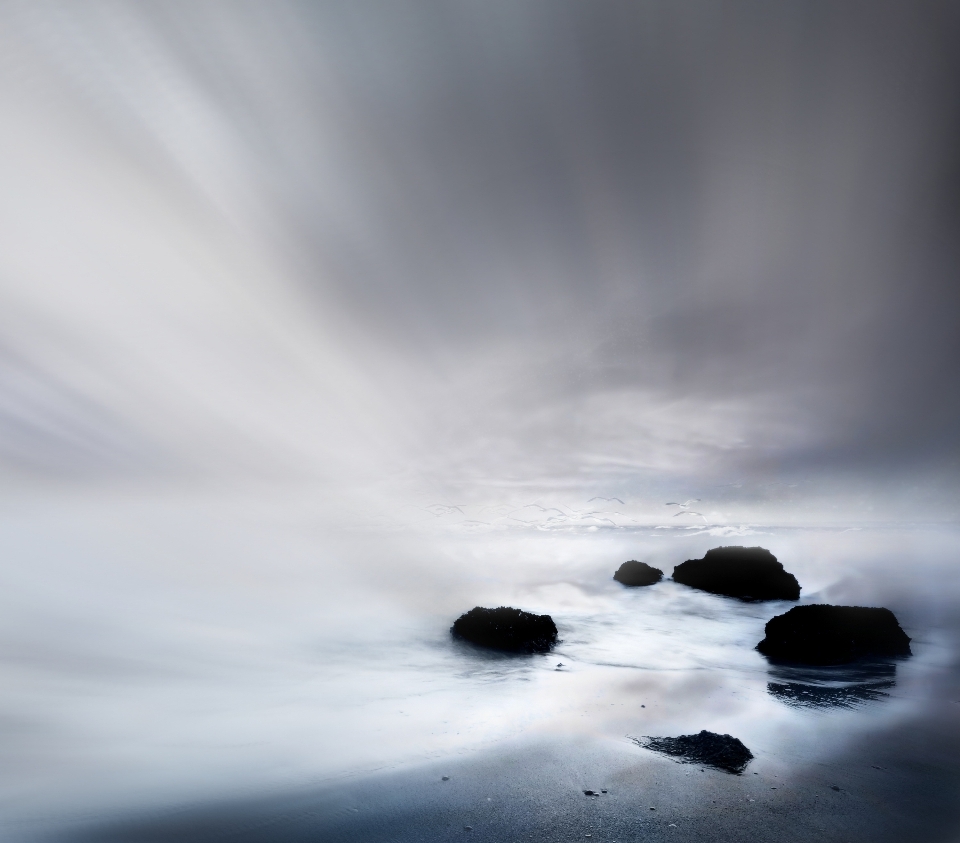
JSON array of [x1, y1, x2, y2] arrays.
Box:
[[601, 789, 607, 793], [649, 807, 656, 810], [637, 730, 753, 774], [583, 790, 596, 796], [452, 606, 558, 653], [614, 560, 663, 587], [668, 824, 677, 828], [442, 776, 449, 781], [464, 826, 472, 831], [830, 785, 841, 791]]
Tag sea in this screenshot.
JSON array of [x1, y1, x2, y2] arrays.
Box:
[[1, 491, 957, 840]]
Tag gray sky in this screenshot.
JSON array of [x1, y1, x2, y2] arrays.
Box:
[[0, 1, 958, 515]]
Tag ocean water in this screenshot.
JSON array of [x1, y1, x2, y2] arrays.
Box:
[[2, 493, 957, 840]]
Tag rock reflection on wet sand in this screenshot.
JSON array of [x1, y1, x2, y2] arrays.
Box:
[[766, 661, 899, 710]]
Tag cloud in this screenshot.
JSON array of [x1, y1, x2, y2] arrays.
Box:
[[0, 1, 957, 510]]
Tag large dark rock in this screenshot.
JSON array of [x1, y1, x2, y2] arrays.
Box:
[[636, 730, 753, 774], [672, 546, 800, 600], [451, 606, 558, 653], [613, 560, 663, 587], [757, 604, 912, 665]]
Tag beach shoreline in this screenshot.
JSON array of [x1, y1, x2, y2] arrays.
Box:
[[40, 668, 960, 843]]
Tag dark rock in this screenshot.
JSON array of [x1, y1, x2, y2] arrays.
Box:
[[757, 604, 912, 665], [613, 560, 663, 586], [635, 730, 754, 774], [451, 606, 558, 653], [672, 546, 800, 600], [583, 790, 597, 796]]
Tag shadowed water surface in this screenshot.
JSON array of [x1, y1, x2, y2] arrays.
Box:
[[767, 661, 899, 709]]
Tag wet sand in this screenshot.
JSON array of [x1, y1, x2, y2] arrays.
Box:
[[43, 662, 960, 843]]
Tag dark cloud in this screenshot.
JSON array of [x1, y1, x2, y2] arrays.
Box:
[[2, 1, 958, 499]]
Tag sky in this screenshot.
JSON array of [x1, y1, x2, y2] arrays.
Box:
[[0, 1, 958, 519]]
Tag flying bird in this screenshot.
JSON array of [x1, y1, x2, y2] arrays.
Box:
[[666, 499, 700, 508], [588, 497, 625, 505]]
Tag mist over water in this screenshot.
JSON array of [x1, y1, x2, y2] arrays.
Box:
[[3, 498, 958, 838], [0, 2, 959, 840]]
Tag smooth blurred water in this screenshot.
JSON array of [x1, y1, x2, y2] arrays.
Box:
[[1, 492, 956, 838]]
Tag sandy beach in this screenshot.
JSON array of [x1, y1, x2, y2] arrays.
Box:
[[40, 646, 960, 843]]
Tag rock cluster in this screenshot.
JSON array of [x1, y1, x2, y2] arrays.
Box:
[[450, 546, 912, 780], [451, 606, 558, 653], [756, 604, 912, 665], [637, 730, 754, 774], [672, 546, 800, 601], [613, 560, 663, 586]]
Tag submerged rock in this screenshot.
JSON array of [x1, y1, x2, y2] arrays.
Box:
[[451, 606, 558, 653], [636, 730, 753, 774], [613, 560, 663, 587], [672, 546, 800, 600], [757, 604, 912, 665]]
